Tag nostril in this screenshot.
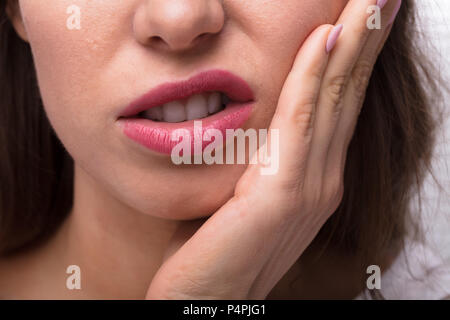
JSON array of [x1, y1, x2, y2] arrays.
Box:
[[150, 36, 164, 45], [192, 33, 212, 46], [149, 33, 212, 51], [197, 33, 209, 40], [147, 35, 171, 50]]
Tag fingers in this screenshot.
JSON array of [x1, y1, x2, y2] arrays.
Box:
[[305, 0, 377, 184], [329, 0, 402, 171], [147, 26, 338, 299], [265, 24, 332, 187]]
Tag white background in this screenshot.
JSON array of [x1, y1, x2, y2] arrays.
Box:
[[414, 0, 450, 258]]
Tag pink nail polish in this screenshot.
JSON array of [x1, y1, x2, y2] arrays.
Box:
[[388, 0, 402, 25], [377, 0, 388, 9], [326, 24, 343, 53]]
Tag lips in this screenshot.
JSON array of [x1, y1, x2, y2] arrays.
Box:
[[117, 69, 255, 155]]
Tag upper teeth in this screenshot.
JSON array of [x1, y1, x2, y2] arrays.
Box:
[[142, 92, 228, 123]]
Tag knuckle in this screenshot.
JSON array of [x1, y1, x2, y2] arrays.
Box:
[[326, 75, 347, 107], [302, 183, 323, 210], [178, 277, 216, 298], [331, 173, 343, 194], [332, 187, 345, 213], [164, 274, 225, 299], [291, 99, 316, 130], [326, 175, 344, 211], [351, 60, 373, 97], [279, 178, 303, 197]]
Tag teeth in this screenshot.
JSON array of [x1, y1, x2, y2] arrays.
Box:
[[142, 106, 163, 121], [163, 101, 186, 123], [141, 92, 227, 122], [208, 92, 222, 114], [186, 94, 208, 120]]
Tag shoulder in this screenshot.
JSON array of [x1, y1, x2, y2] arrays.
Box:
[[0, 248, 42, 299]]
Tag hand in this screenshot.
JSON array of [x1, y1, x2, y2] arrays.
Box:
[[146, 0, 401, 299]]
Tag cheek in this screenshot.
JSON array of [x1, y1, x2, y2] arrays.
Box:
[[19, 1, 131, 152], [234, 0, 345, 126], [235, 0, 345, 51]]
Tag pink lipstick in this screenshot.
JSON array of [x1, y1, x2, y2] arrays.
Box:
[[117, 69, 254, 155]]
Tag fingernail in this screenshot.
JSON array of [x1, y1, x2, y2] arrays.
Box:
[[377, 0, 388, 9], [388, 0, 402, 25], [326, 24, 344, 53]]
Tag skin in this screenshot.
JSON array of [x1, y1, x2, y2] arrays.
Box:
[[0, 0, 400, 299]]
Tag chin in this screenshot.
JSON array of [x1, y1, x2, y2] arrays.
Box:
[[118, 172, 239, 221]]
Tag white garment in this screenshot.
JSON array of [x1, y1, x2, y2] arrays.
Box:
[[356, 239, 450, 299], [355, 0, 450, 300]]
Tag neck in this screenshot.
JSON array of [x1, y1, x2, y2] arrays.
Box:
[[1, 165, 395, 299], [55, 165, 183, 299]]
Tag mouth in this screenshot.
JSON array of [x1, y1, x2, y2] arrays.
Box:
[[131, 91, 231, 123], [117, 69, 255, 155]]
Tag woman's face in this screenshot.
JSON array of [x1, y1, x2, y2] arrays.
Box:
[[16, 0, 346, 219]]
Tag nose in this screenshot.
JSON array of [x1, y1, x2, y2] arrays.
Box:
[[133, 0, 225, 51]]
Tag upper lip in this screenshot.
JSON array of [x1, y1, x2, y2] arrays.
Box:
[[119, 69, 255, 118]]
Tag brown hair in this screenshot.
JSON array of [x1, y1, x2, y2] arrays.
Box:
[[0, 0, 73, 254], [0, 0, 443, 272]]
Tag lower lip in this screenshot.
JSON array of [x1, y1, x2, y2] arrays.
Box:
[[117, 103, 253, 155]]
